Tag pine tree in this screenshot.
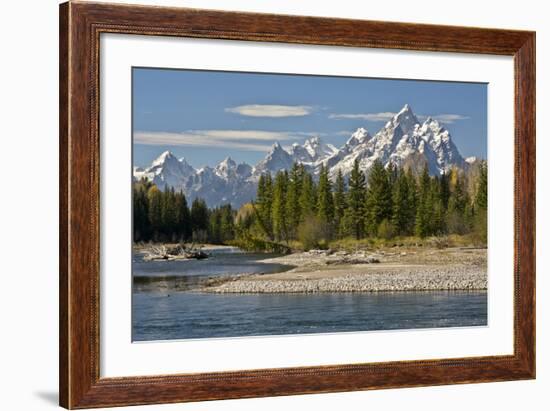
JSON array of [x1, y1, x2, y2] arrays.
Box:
[[299, 169, 316, 218], [392, 169, 412, 235], [475, 161, 488, 210], [161, 187, 178, 241], [257, 173, 266, 201], [208, 207, 222, 244], [387, 162, 398, 187], [447, 172, 468, 235], [174, 191, 191, 240], [147, 186, 163, 241], [415, 165, 431, 238], [190, 198, 209, 241], [133, 184, 149, 241], [286, 163, 303, 239], [219, 204, 235, 242], [406, 170, 418, 234], [464, 198, 475, 234], [207, 204, 235, 244], [317, 163, 334, 225], [449, 174, 467, 214], [439, 171, 451, 210], [255, 173, 273, 239], [430, 178, 445, 235], [333, 169, 347, 238], [473, 160, 488, 243], [272, 171, 289, 242], [347, 159, 366, 239], [366, 160, 392, 235]]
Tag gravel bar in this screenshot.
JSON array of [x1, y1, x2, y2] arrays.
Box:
[[202, 265, 486, 294]]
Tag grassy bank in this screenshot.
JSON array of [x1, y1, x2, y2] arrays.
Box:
[[227, 233, 486, 254], [329, 234, 486, 252]]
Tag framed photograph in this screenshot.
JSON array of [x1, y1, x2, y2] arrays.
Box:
[[59, 1, 535, 408]]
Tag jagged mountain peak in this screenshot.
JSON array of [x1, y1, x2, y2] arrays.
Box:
[[135, 150, 196, 191], [303, 136, 320, 157], [422, 116, 443, 130], [151, 150, 178, 167], [219, 156, 236, 167], [304, 136, 337, 160], [215, 156, 235, 171], [290, 142, 310, 162], [304, 135, 321, 148], [390, 103, 420, 135], [215, 156, 249, 180], [346, 127, 371, 147], [329, 104, 466, 178]]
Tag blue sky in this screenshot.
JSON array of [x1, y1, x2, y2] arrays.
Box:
[[133, 67, 487, 168]]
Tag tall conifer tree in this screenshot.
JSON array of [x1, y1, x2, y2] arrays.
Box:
[[286, 163, 303, 239], [347, 159, 366, 239], [366, 160, 392, 235], [133, 185, 149, 241], [392, 169, 413, 235], [147, 186, 163, 241], [333, 169, 347, 237], [272, 171, 289, 242], [415, 165, 431, 238], [190, 198, 209, 238], [299, 169, 316, 218], [317, 164, 334, 225], [255, 172, 273, 238], [174, 191, 191, 240]]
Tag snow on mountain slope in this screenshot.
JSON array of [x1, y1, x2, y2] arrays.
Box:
[[303, 136, 338, 161], [329, 104, 466, 178], [134, 151, 196, 190], [252, 142, 294, 178], [133, 104, 469, 208]]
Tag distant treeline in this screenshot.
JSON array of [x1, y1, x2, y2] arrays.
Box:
[[133, 159, 487, 248], [133, 180, 235, 243]]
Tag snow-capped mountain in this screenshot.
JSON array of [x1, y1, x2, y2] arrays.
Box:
[[135, 151, 257, 207], [133, 104, 471, 208], [300, 136, 338, 162], [251, 137, 337, 179], [133, 151, 195, 190], [327, 104, 466, 178], [252, 142, 294, 178], [214, 157, 252, 181]]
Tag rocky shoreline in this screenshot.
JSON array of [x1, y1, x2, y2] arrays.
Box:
[[201, 248, 487, 294]]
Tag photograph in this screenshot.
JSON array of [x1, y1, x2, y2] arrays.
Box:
[[131, 68, 489, 341]]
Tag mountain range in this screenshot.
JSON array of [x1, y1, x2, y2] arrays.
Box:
[[133, 104, 476, 208]]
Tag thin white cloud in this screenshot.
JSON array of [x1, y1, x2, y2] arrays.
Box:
[[134, 130, 320, 152], [421, 114, 470, 124], [225, 104, 314, 117], [330, 112, 470, 124], [329, 112, 396, 121]]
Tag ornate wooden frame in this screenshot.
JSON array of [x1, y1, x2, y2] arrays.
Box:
[[59, 1, 536, 408]]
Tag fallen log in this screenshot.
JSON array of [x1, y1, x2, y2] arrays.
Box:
[[142, 243, 210, 261]]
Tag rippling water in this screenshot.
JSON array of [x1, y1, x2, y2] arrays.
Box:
[[132, 248, 487, 341], [133, 247, 290, 279], [132, 290, 487, 341]]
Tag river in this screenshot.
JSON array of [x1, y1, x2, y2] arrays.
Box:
[[132, 247, 487, 341]]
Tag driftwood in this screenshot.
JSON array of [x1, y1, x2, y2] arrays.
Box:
[[143, 243, 209, 261]]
